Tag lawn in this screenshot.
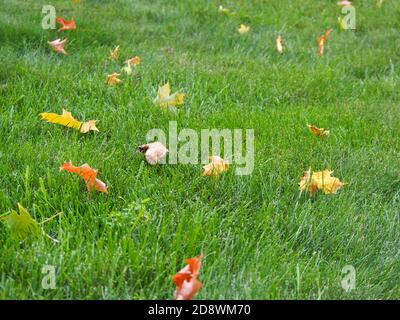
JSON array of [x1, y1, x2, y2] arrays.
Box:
[[0, 0, 399, 299]]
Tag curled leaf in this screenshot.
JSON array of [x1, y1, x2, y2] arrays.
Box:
[[109, 45, 119, 61], [238, 24, 250, 34], [218, 5, 230, 14], [124, 56, 140, 66], [153, 82, 185, 107], [40, 109, 99, 133], [106, 72, 122, 86], [56, 17, 76, 32], [48, 38, 68, 55], [276, 35, 283, 54], [60, 161, 108, 193], [138, 141, 168, 165], [172, 254, 203, 300], [317, 29, 333, 56], [202, 156, 229, 177], [307, 124, 330, 138], [337, 1, 352, 6]]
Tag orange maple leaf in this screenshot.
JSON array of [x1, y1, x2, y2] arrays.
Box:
[[56, 17, 76, 32], [172, 254, 203, 300], [60, 161, 108, 193]]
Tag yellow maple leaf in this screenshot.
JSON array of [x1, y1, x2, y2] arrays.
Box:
[[299, 168, 319, 195], [312, 170, 344, 194], [109, 45, 119, 60], [40, 109, 99, 133], [307, 124, 330, 138], [106, 72, 122, 86], [153, 82, 185, 107], [238, 24, 250, 34], [202, 156, 229, 177], [299, 168, 344, 195]]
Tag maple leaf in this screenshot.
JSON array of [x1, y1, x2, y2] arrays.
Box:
[[299, 168, 344, 196], [312, 170, 344, 194], [124, 56, 140, 66], [276, 35, 283, 54], [337, 0, 352, 5], [173, 254, 203, 300], [60, 161, 108, 193], [317, 29, 333, 56], [106, 72, 122, 86], [218, 5, 230, 14], [202, 156, 229, 177], [138, 141, 168, 165], [1, 203, 41, 240], [56, 17, 76, 32], [40, 109, 99, 133], [48, 38, 68, 55], [153, 82, 185, 107], [109, 45, 119, 60], [299, 168, 319, 196], [307, 124, 330, 138], [238, 24, 250, 34]]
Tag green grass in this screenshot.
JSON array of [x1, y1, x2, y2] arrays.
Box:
[[0, 0, 399, 299]]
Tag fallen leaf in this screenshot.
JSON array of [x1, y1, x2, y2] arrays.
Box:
[[173, 254, 203, 300], [138, 141, 168, 165], [56, 17, 76, 32], [238, 24, 250, 34], [317, 29, 333, 56], [60, 161, 108, 193], [109, 45, 119, 60], [202, 156, 229, 177], [312, 170, 344, 194], [218, 5, 230, 14], [48, 38, 68, 55], [106, 72, 122, 86], [80, 120, 99, 133], [299, 168, 319, 196], [1, 203, 41, 240], [276, 35, 283, 54], [40, 109, 99, 133], [299, 168, 344, 195], [337, 0, 352, 5], [153, 82, 185, 107], [125, 56, 140, 66], [307, 124, 330, 138]]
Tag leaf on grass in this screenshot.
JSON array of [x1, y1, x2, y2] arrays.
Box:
[[56, 17, 76, 32], [1, 203, 41, 240], [307, 124, 330, 138], [153, 82, 185, 107], [48, 38, 68, 55], [218, 5, 230, 14], [238, 24, 250, 34], [109, 45, 119, 61], [40, 109, 99, 133], [276, 35, 283, 54], [106, 72, 122, 86], [138, 141, 168, 165], [173, 254, 203, 300], [299, 168, 344, 196], [317, 29, 333, 56], [337, 0, 352, 5], [60, 161, 108, 193], [125, 56, 141, 66], [202, 156, 229, 177]]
